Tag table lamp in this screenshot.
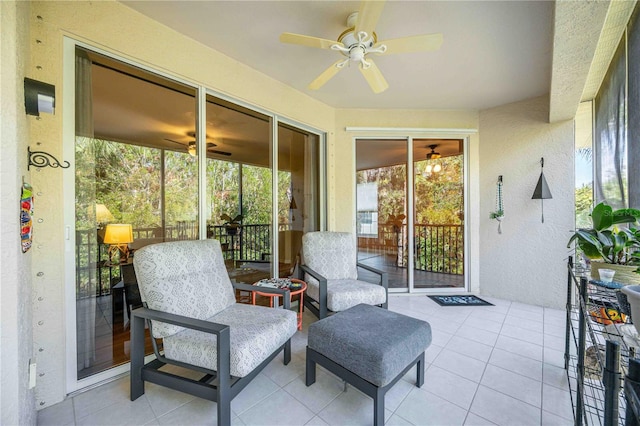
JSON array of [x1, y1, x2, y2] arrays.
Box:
[[103, 223, 133, 263], [95, 203, 115, 226]]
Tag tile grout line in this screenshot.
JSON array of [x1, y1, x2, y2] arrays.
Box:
[[461, 301, 509, 425]]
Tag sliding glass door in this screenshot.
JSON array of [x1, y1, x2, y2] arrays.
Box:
[[74, 47, 198, 380], [70, 44, 324, 386], [355, 136, 466, 292], [356, 139, 409, 289], [204, 96, 273, 284], [412, 139, 465, 289]]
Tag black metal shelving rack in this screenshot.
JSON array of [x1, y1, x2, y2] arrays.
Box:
[[565, 257, 639, 425]]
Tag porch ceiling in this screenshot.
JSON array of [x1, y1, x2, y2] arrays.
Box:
[[120, 0, 554, 111], [93, 0, 631, 161]]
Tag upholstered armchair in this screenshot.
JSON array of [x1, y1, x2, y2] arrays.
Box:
[[129, 239, 297, 426], [301, 231, 388, 319]]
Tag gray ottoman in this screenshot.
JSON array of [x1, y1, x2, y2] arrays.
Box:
[[306, 304, 432, 426]]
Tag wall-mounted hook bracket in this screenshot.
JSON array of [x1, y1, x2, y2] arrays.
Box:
[[28, 146, 70, 170]]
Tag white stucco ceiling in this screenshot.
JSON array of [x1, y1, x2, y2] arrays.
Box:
[[121, 0, 555, 111]]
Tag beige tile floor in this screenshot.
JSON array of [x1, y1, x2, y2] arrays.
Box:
[[37, 295, 574, 425]]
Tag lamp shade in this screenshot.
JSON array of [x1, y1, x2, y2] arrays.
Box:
[[95, 204, 115, 224], [103, 224, 133, 244]]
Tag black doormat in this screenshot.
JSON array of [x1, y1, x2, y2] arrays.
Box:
[[428, 295, 493, 307]]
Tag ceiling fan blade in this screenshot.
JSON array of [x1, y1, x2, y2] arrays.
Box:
[[308, 60, 345, 90], [164, 138, 185, 146], [279, 33, 341, 50], [359, 59, 388, 94], [376, 33, 443, 55], [210, 150, 232, 156], [354, 0, 386, 37]]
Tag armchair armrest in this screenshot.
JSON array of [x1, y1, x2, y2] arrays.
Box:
[[357, 262, 389, 290], [130, 307, 231, 387], [300, 264, 329, 318], [131, 307, 229, 336], [233, 282, 291, 309]]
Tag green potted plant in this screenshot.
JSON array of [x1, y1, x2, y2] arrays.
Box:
[[220, 214, 243, 236], [568, 202, 640, 283]]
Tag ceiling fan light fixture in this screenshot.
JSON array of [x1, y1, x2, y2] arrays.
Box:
[[188, 141, 196, 157], [426, 144, 441, 160]]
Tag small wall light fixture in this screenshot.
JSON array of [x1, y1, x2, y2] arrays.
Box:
[[24, 78, 55, 116], [531, 157, 552, 223]]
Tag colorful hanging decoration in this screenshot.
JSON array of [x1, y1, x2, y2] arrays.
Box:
[[489, 175, 504, 234], [20, 181, 34, 253]]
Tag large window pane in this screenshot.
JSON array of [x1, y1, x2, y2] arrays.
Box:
[[356, 139, 409, 289], [205, 96, 272, 284], [594, 39, 627, 209], [75, 47, 197, 379], [413, 140, 464, 289], [277, 123, 320, 278]]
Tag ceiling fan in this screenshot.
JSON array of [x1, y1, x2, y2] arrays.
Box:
[[279, 0, 443, 94], [164, 133, 232, 157]]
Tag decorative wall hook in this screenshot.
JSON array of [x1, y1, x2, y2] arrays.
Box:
[[531, 157, 552, 223], [28, 146, 70, 170]]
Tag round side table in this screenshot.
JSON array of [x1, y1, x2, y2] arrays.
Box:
[[252, 278, 307, 330]]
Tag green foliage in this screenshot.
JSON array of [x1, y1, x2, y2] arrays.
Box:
[[414, 156, 464, 224], [356, 155, 464, 274], [356, 155, 464, 226], [575, 183, 593, 228], [568, 202, 640, 267], [78, 138, 295, 239]]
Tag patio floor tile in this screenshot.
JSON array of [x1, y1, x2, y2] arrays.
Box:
[[38, 295, 576, 426]]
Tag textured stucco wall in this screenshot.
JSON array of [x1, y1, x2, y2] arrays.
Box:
[[478, 96, 574, 308], [333, 109, 481, 293], [0, 1, 37, 424]]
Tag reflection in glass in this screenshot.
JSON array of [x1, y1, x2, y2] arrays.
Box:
[[277, 123, 320, 277], [413, 140, 464, 289], [74, 47, 197, 379], [356, 139, 409, 289], [205, 96, 272, 284]]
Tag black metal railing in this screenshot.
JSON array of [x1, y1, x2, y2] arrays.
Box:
[[415, 224, 464, 275], [357, 223, 463, 275], [76, 222, 290, 296], [207, 224, 272, 262]]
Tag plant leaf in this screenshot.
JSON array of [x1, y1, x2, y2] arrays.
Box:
[[591, 203, 612, 231]]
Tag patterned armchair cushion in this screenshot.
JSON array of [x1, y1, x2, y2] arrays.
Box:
[[162, 303, 297, 377], [306, 278, 387, 312], [133, 239, 236, 338], [302, 232, 357, 280]]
